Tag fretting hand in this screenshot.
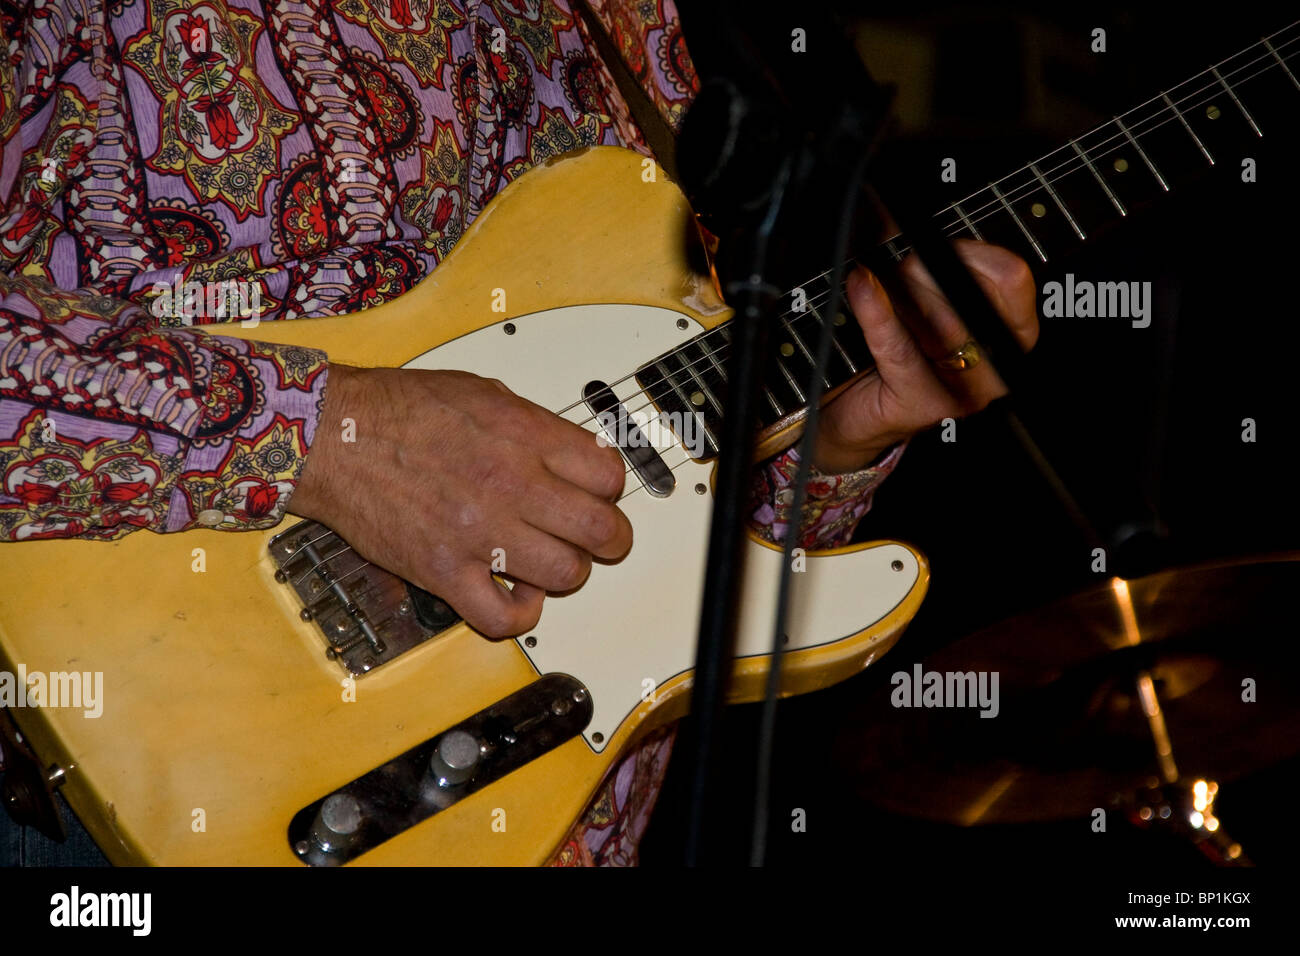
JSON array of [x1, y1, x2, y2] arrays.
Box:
[[814, 239, 1039, 473]]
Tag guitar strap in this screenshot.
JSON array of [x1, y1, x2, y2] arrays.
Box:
[[572, 0, 680, 181]]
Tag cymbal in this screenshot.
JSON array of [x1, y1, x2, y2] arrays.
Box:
[[836, 554, 1300, 825]]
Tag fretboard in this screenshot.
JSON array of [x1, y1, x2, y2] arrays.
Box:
[[637, 20, 1300, 460]]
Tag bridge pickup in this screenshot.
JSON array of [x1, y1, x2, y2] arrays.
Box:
[[583, 380, 675, 497]]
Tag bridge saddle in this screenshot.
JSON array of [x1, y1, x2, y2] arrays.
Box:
[[269, 519, 459, 677]]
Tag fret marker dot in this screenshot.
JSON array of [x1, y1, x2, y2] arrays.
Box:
[[1113, 157, 1129, 173], [833, 313, 847, 326], [1030, 202, 1047, 218], [780, 343, 794, 357], [1206, 104, 1221, 120], [690, 390, 705, 407]]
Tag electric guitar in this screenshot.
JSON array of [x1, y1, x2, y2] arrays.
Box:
[[2, 20, 1297, 865]]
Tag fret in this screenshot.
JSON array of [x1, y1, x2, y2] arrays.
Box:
[[686, 346, 725, 417], [626, 25, 1300, 460], [761, 298, 823, 402], [1114, 115, 1170, 191], [990, 183, 1046, 262], [1069, 139, 1127, 216], [712, 324, 786, 418], [832, 335, 858, 376], [698, 332, 730, 387], [1029, 162, 1086, 240], [773, 350, 807, 405], [1017, 154, 1119, 250], [808, 300, 859, 376], [1211, 66, 1262, 136], [654, 359, 719, 454], [1225, 37, 1300, 135], [803, 270, 873, 382], [1161, 91, 1215, 165], [1166, 63, 1272, 175], [787, 313, 838, 390], [947, 189, 1034, 263], [650, 359, 686, 414], [779, 313, 830, 389], [1084, 113, 1177, 216], [952, 203, 984, 240], [1262, 37, 1300, 92], [1123, 98, 1212, 188]]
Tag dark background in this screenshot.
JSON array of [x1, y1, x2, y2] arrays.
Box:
[[642, 3, 1300, 868]]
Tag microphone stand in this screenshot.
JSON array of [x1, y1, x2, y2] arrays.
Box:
[[672, 1, 891, 866], [673, 2, 1120, 865]]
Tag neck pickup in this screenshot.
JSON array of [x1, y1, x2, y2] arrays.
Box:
[[583, 379, 678, 497]]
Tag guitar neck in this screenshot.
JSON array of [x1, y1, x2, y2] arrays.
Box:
[[891, 21, 1300, 270], [641, 20, 1300, 457]]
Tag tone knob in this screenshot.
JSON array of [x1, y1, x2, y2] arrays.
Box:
[[310, 793, 362, 853], [429, 730, 481, 787]]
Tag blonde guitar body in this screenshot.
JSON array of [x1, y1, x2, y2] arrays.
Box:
[[0, 147, 927, 865]]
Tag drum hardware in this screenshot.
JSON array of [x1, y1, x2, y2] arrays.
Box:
[[838, 555, 1300, 863]]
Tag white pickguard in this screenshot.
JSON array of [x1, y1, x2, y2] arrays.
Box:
[[404, 305, 920, 750]]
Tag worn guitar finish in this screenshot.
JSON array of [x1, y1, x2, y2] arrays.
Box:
[[0, 147, 928, 865], [6, 19, 1298, 864]]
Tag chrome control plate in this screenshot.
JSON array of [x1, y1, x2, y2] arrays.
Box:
[[288, 674, 593, 865]]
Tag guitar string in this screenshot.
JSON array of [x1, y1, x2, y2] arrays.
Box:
[[552, 25, 1300, 433], [570, 31, 1300, 453], [934, 25, 1300, 231], [573, 26, 1300, 430], [604, 41, 1300, 497], [298, 29, 1300, 613]]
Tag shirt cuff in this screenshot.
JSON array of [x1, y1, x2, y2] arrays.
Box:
[[749, 441, 906, 550], [158, 332, 328, 533]]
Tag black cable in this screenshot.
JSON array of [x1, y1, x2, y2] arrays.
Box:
[[672, 0, 891, 865], [749, 147, 873, 868]]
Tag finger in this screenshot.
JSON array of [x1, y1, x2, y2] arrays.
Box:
[[898, 241, 1039, 353], [486, 522, 593, 593], [893, 245, 1036, 412], [846, 267, 953, 420], [523, 471, 633, 560], [955, 239, 1039, 351], [535, 413, 627, 501], [900, 274, 1011, 411], [448, 564, 545, 638], [478, 385, 627, 501]]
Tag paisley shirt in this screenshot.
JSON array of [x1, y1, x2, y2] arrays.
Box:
[[0, 0, 903, 863]]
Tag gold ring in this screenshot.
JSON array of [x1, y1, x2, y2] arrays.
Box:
[[936, 340, 982, 372]]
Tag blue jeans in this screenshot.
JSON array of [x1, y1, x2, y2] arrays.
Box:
[[0, 772, 110, 866]]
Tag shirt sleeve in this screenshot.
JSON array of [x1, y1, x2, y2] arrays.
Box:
[[0, 274, 327, 540], [0, 9, 328, 542], [581, 0, 699, 133], [749, 442, 908, 550], [0, 10, 19, 210]]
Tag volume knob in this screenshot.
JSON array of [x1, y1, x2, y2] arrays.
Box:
[[429, 730, 481, 788]]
